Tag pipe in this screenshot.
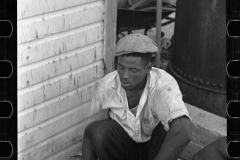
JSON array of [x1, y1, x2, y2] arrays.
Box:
[[156, 0, 162, 68]]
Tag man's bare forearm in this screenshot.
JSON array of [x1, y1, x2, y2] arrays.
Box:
[[154, 131, 191, 160], [154, 116, 191, 160]]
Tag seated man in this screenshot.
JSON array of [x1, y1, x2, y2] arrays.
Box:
[[192, 136, 227, 160], [82, 33, 192, 160]]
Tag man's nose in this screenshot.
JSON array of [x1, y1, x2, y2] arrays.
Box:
[[123, 69, 129, 79]]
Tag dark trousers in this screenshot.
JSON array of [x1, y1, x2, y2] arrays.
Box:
[[83, 119, 167, 160]]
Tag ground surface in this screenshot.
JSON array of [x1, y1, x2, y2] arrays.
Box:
[[66, 151, 185, 160]]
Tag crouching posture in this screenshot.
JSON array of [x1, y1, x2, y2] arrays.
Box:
[[82, 34, 192, 160]]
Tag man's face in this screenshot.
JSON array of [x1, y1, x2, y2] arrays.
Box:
[[116, 55, 149, 90]]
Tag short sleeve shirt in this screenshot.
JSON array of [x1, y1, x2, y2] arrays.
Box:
[[90, 67, 191, 142]]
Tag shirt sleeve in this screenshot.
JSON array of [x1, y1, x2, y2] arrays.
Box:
[[89, 82, 104, 115], [153, 83, 191, 131], [89, 81, 110, 121]]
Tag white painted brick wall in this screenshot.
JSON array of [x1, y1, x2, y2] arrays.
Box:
[[17, 0, 116, 159]]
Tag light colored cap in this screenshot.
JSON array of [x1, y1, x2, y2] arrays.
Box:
[[115, 33, 159, 56]]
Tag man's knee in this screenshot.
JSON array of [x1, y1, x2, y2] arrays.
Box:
[[84, 120, 111, 148], [84, 121, 97, 139], [192, 152, 202, 160]]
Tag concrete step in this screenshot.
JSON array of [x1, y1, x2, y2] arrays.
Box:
[[180, 103, 227, 160]]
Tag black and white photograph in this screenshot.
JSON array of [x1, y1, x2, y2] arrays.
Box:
[[16, 0, 230, 160]]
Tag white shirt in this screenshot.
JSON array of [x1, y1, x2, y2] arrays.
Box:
[[90, 67, 191, 142]]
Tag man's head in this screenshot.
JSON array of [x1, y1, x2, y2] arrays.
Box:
[[115, 34, 159, 90]]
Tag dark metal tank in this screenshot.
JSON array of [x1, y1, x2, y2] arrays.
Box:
[[167, 0, 226, 117]]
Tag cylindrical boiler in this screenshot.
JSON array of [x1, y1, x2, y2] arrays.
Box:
[[167, 0, 226, 117]]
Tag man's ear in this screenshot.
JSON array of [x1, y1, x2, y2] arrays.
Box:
[[146, 62, 152, 72], [114, 57, 118, 70]]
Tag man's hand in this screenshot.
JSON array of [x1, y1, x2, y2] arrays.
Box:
[[154, 116, 191, 160], [99, 109, 110, 120]]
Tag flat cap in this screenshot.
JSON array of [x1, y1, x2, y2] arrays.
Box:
[[115, 33, 159, 56]]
